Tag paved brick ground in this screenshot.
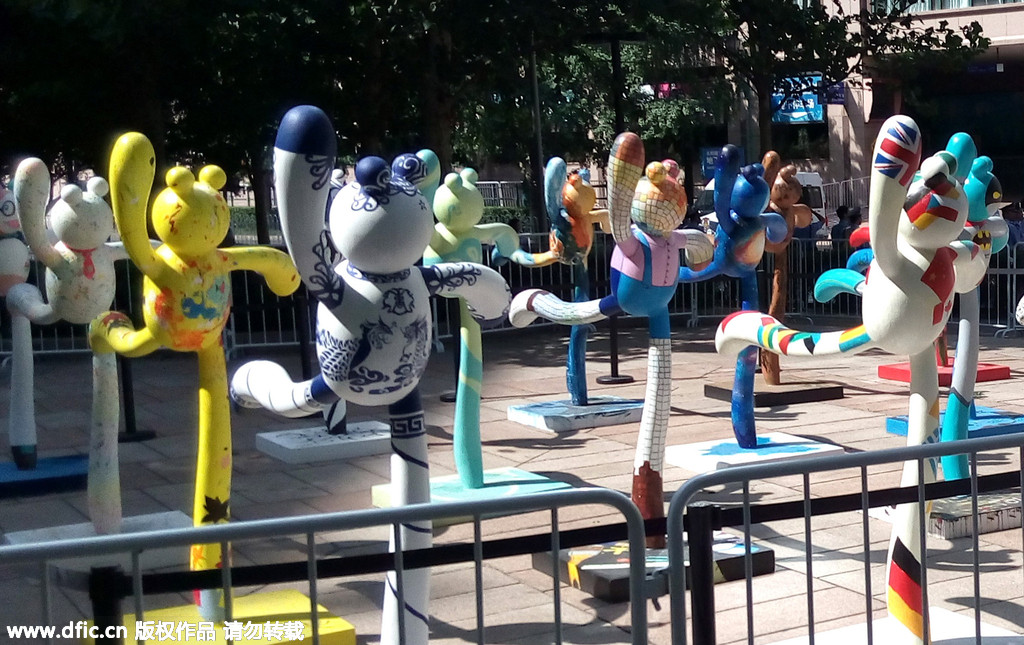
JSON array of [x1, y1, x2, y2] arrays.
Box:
[[1, 321, 1023, 643]]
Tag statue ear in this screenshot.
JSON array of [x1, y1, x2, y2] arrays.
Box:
[[87, 176, 109, 198], [460, 168, 478, 186], [166, 167, 196, 198], [199, 165, 227, 191], [444, 172, 464, 194], [61, 184, 84, 206]]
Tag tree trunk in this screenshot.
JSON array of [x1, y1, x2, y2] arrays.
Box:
[[251, 167, 272, 246], [421, 28, 456, 175], [755, 77, 774, 156]]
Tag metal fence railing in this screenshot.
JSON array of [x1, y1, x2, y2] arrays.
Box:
[[822, 177, 870, 218], [7, 237, 1024, 361], [0, 488, 649, 645], [476, 181, 526, 208], [665, 432, 1024, 645]]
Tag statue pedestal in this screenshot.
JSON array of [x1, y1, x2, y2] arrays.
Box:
[[703, 380, 843, 408], [85, 589, 355, 645], [371, 467, 572, 526], [255, 421, 391, 464], [665, 432, 844, 475], [4, 511, 192, 570], [769, 606, 1018, 644], [531, 531, 774, 602], [0, 455, 88, 498], [506, 396, 644, 432], [878, 360, 1011, 386], [869, 491, 1023, 539], [887, 405, 1024, 439]]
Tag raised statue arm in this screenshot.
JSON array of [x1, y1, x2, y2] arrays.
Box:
[[109, 133, 165, 280], [607, 133, 645, 245], [273, 105, 341, 307], [868, 116, 922, 279], [13, 159, 68, 278], [713, 145, 741, 238]]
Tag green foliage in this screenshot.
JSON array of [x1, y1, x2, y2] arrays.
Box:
[[481, 206, 533, 233], [0, 0, 991, 184]]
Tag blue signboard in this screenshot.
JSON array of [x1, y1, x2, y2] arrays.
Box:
[[772, 76, 824, 123], [700, 146, 745, 180], [825, 82, 845, 105]]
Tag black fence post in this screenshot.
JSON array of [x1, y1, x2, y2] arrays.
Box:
[[117, 264, 153, 443], [295, 286, 314, 381], [688, 502, 722, 645], [89, 566, 126, 644]]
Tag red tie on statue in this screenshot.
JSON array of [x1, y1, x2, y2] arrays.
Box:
[[68, 247, 95, 279]]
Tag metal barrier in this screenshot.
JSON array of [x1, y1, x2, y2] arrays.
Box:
[[6, 236, 1024, 359], [476, 181, 526, 208], [0, 488, 648, 645], [665, 433, 1024, 645], [822, 177, 869, 218]]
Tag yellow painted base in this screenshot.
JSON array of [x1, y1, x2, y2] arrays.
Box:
[[85, 589, 354, 644]]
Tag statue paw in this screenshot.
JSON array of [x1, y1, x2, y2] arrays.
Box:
[[88, 311, 132, 353]]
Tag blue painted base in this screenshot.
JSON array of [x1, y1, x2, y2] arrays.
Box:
[[0, 455, 89, 498], [507, 395, 644, 432], [665, 432, 844, 475], [886, 405, 1024, 438], [371, 467, 573, 526]]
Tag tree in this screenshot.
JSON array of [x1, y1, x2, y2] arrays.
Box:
[[715, 0, 989, 155]]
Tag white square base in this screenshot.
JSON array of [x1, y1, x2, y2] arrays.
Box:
[[255, 420, 391, 464], [770, 606, 1022, 644], [507, 395, 644, 432], [4, 510, 193, 570], [665, 432, 845, 475]]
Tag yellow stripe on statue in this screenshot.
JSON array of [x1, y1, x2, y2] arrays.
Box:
[[886, 587, 926, 641]]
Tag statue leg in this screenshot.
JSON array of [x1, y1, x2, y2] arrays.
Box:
[[192, 344, 233, 622], [453, 298, 484, 489], [88, 352, 121, 534], [940, 289, 979, 480], [6, 284, 58, 469], [886, 349, 939, 645], [731, 276, 759, 448], [380, 388, 431, 645], [632, 310, 671, 548], [8, 313, 37, 469], [508, 289, 611, 327], [566, 263, 591, 406]]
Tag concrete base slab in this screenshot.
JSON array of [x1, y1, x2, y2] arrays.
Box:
[[86, 589, 355, 644], [4, 511, 193, 570], [531, 531, 775, 602], [869, 492, 1023, 539], [769, 606, 1022, 644], [255, 421, 391, 464], [878, 360, 1011, 386], [887, 406, 1024, 438], [703, 380, 844, 408], [666, 432, 845, 475], [506, 395, 644, 432], [0, 455, 88, 498], [372, 467, 572, 526]]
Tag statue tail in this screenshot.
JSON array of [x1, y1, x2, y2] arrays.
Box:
[[509, 288, 609, 327], [230, 360, 336, 418], [716, 311, 875, 358]]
